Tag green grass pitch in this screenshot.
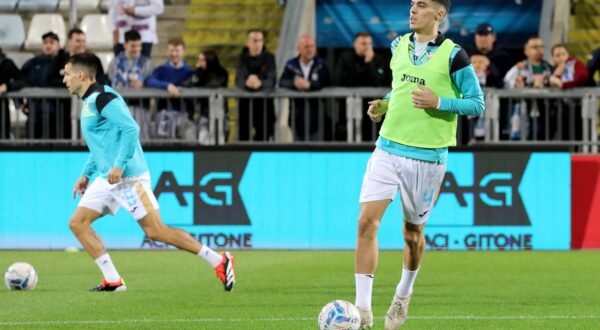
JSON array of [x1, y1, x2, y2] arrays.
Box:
[[1, 250, 600, 329]]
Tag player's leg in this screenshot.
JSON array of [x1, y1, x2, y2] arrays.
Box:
[[355, 148, 401, 328], [71, 178, 126, 292], [384, 157, 445, 329], [138, 210, 235, 291]]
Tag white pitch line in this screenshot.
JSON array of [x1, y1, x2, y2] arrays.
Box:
[[0, 315, 599, 326]]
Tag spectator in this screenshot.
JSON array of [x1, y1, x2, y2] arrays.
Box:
[[185, 50, 228, 88], [0, 48, 26, 139], [504, 37, 552, 89], [235, 29, 276, 141], [184, 50, 229, 144], [334, 32, 387, 87], [22, 32, 63, 87], [146, 38, 195, 139], [108, 0, 164, 57], [279, 35, 331, 141], [334, 32, 388, 141], [52, 28, 109, 86], [549, 44, 588, 89], [504, 37, 553, 140], [467, 23, 513, 78], [108, 30, 153, 89], [21, 32, 68, 139], [470, 54, 503, 88], [587, 47, 600, 86]]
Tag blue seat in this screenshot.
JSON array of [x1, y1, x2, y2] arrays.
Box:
[[18, 0, 59, 11], [0, 15, 25, 49], [0, 0, 19, 10]]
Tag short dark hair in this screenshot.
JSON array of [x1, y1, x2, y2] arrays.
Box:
[[432, 0, 451, 13], [68, 28, 84, 40], [525, 35, 542, 46], [168, 37, 185, 47], [67, 53, 98, 79], [124, 30, 141, 43], [42, 31, 59, 42], [247, 29, 264, 36], [354, 32, 372, 40]]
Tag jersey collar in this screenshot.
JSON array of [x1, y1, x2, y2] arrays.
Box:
[[82, 83, 103, 101], [408, 32, 445, 46]]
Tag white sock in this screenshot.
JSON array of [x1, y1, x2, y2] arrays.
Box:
[[395, 265, 419, 298], [198, 244, 222, 268], [94, 253, 121, 283], [355, 274, 374, 310]]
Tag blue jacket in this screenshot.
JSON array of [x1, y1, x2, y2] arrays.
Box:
[[146, 60, 194, 89], [279, 56, 331, 90]]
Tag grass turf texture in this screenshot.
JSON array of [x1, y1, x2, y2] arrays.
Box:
[[1, 250, 599, 329]]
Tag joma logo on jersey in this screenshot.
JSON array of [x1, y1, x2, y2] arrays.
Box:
[[153, 152, 250, 226], [400, 74, 426, 85]]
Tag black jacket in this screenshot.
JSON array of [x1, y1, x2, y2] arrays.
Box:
[[235, 47, 276, 91], [334, 50, 387, 87], [0, 51, 25, 92]]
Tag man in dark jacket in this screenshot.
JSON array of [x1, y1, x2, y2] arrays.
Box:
[[334, 32, 388, 141], [466, 23, 513, 79], [279, 35, 331, 141], [235, 29, 276, 141], [0, 48, 26, 139], [21, 32, 68, 139]]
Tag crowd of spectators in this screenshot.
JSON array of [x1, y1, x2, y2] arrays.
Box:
[[1, 18, 599, 143]]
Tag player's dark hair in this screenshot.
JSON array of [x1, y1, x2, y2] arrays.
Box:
[[432, 0, 451, 13], [124, 30, 141, 43], [67, 53, 98, 79]]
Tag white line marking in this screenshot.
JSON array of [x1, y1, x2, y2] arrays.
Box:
[[0, 315, 599, 326]]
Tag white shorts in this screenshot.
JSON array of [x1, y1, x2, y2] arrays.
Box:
[[359, 147, 446, 225], [79, 172, 159, 220]]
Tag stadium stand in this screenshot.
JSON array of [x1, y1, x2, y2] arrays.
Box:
[[95, 51, 114, 73], [24, 13, 66, 50], [58, 0, 100, 11], [566, 0, 600, 62], [0, 15, 26, 49], [4, 51, 34, 69], [0, 0, 19, 11], [18, 0, 59, 11], [80, 14, 112, 50]]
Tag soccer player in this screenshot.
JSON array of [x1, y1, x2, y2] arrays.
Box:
[[63, 53, 235, 292], [353, 1, 484, 329]]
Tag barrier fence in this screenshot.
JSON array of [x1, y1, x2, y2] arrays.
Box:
[[1, 87, 598, 151]]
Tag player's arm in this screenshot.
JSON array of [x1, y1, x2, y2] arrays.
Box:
[[97, 93, 140, 182], [436, 48, 485, 116]]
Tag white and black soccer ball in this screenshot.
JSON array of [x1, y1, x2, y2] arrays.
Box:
[[4, 262, 38, 290], [318, 300, 361, 330]]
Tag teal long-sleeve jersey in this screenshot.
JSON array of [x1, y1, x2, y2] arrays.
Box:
[[79, 83, 148, 179]]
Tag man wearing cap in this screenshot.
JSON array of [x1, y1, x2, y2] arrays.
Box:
[[22, 32, 65, 87], [21, 32, 69, 139], [467, 23, 513, 78]]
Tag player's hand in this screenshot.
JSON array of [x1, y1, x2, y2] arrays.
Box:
[[108, 167, 123, 184], [367, 99, 388, 122], [411, 84, 439, 109], [72, 176, 89, 199]]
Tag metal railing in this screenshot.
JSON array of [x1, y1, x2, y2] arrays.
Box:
[[1, 87, 599, 152]]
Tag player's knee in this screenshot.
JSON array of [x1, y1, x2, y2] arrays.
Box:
[[68, 217, 88, 234], [144, 226, 164, 242], [357, 214, 380, 238]]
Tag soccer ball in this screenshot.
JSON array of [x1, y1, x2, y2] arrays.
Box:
[[4, 262, 38, 290], [318, 300, 361, 330]]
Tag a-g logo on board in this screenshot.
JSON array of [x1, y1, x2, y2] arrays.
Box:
[[440, 153, 530, 226], [153, 152, 250, 226]]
